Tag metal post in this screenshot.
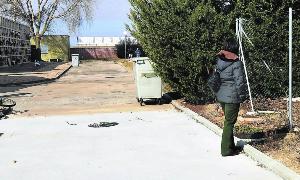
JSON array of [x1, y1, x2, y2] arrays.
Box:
[[288, 8, 293, 130], [236, 19, 239, 39], [237, 18, 255, 113]]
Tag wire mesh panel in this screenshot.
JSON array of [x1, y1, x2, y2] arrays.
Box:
[[236, 14, 300, 131]]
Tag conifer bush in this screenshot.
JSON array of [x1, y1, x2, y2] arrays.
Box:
[[233, 1, 300, 98], [128, 0, 300, 103]]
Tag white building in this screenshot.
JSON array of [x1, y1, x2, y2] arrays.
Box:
[[76, 36, 137, 47]]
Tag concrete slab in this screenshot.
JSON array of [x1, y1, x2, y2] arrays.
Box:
[[0, 111, 281, 180]]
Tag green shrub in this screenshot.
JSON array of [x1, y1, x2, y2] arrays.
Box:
[[128, 0, 233, 103], [128, 0, 300, 103], [233, 0, 300, 98]]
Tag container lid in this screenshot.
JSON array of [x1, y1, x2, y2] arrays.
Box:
[[131, 57, 150, 62]]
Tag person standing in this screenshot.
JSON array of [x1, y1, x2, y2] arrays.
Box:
[[215, 38, 248, 156], [135, 48, 141, 57]]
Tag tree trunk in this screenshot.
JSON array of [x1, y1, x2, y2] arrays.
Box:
[[35, 35, 42, 61], [35, 35, 41, 49]]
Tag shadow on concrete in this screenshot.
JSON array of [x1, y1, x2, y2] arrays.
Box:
[[0, 77, 61, 95], [164, 92, 182, 100], [0, 61, 63, 74], [0, 107, 29, 120], [143, 92, 182, 105], [0, 107, 13, 119], [0, 62, 43, 73], [0, 62, 66, 94], [0, 75, 48, 86], [0, 92, 32, 98], [10, 109, 30, 116]]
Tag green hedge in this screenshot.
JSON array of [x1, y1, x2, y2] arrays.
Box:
[[233, 1, 300, 98], [128, 0, 300, 103]]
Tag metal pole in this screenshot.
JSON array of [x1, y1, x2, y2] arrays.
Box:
[[124, 35, 127, 59], [288, 8, 293, 130], [237, 18, 255, 113], [236, 19, 239, 39]]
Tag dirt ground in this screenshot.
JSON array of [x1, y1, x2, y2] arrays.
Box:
[[0, 60, 172, 117], [180, 99, 300, 174]]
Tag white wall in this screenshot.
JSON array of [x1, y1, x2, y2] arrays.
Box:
[[77, 36, 136, 47]]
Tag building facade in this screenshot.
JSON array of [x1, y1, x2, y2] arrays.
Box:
[[71, 36, 136, 60], [76, 36, 136, 47], [31, 35, 70, 62], [0, 16, 31, 67]]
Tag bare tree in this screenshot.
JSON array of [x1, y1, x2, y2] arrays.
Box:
[[0, 0, 95, 48]]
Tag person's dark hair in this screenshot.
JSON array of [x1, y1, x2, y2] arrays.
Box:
[[223, 38, 239, 54]]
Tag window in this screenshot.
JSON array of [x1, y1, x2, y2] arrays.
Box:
[[41, 44, 48, 54]]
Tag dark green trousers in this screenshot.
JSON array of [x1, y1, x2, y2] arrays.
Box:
[[220, 102, 240, 156]]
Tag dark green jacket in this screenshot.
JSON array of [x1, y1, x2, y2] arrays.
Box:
[[216, 57, 248, 103]]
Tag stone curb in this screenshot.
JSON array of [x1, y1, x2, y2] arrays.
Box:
[[171, 100, 300, 180], [0, 64, 72, 87]]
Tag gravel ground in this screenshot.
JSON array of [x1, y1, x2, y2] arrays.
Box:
[[0, 60, 172, 117]]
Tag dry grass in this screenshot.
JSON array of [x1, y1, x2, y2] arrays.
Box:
[[116, 59, 133, 72]]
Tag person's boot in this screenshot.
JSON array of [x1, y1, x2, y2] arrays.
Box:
[[221, 149, 241, 157], [0, 111, 4, 118], [234, 146, 243, 152]]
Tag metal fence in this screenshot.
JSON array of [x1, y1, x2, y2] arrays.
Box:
[[237, 11, 299, 131]]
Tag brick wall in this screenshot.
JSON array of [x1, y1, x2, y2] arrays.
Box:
[[70, 47, 117, 60]]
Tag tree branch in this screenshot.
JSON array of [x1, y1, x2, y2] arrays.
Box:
[[37, 0, 42, 30], [26, 0, 36, 35], [53, 0, 81, 19], [40, 0, 59, 35], [1, 0, 94, 47]]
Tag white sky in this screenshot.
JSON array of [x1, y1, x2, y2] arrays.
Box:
[[52, 0, 131, 46]]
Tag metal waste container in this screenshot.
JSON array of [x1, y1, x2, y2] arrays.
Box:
[[72, 54, 79, 67], [132, 57, 162, 106]]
